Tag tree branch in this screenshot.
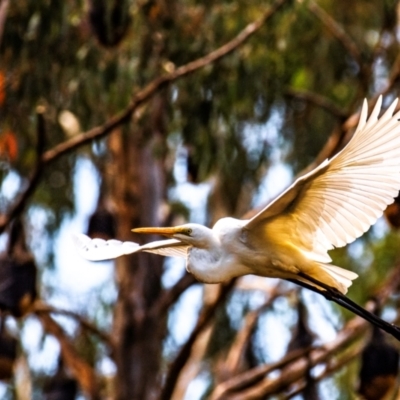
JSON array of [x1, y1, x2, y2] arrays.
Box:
[[0, 106, 46, 233], [36, 312, 101, 400], [224, 317, 367, 399], [33, 302, 113, 351], [160, 279, 237, 400], [213, 264, 400, 399], [284, 343, 363, 399], [307, 1, 364, 70], [217, 286, 294, 381], [150, 272, 197, 317], [0, 0, 9, 48], [285, 88, 347, 119], [210, 347, 312, 400]]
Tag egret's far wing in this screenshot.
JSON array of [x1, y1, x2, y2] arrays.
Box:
[[74, 233, 188, 261], [139, 239, 189, 257], [245, 97, 400, 261]]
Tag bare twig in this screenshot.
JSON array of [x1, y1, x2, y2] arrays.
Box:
[[307, 1, 364, 70], [380, 52, 400, 98], [150, 272, 197, 317], [210, 347, 312, 400], [285, 88, 347, 119], [284, 343, 363, 399], [161, 279, 237, 400], [0, 0, 9, 48], [36, 312, 100, 400], [307, 1, 372, 103], [0, 106, 46, 233], [33, 302, 113, 350], [218, 286, 293, 380], [224, 317, 367, 400]]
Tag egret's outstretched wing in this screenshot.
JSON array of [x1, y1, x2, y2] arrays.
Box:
[[74, 233, 188, 261], [245, 97, 400, 262]]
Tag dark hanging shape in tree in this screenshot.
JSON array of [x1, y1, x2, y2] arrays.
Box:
[[288, 298, 316, 352], [88, 0, 131, 47], [87, 200, 116, 240], [358, 326, 400, 400], [43, 357, 78, 400], [0, 219, 37, 317], [0, 317, 17, 381], [287, 297, 319, 400]]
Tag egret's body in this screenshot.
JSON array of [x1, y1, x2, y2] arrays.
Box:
[[74, 97, 400, 295]]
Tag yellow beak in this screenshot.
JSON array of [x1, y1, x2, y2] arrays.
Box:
[[132, 227, 184, 237]]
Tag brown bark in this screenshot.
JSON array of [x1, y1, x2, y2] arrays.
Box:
[[109, 99, 167, 399]]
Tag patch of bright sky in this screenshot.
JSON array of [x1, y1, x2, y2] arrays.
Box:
[[53, 157, 116, 305], [248, 108, 293, 208], [255, 296, 295, 362], [20, 317, 60, 373], [302, 290, 339, 343], [0, 171, 22, 251], [184, 370, 210, 400], [170, 145, 211, 224], [164, 284, 203, 354], [0, 169, 22, 205], [27, 206, 52, 265]]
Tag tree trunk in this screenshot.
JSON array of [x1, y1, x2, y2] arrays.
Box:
[[109, 114, 167, 399]]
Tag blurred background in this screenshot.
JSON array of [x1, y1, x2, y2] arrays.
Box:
[[1, 0, 400, 399]]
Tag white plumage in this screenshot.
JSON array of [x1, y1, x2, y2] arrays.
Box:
[[74, 97, 400, 295]]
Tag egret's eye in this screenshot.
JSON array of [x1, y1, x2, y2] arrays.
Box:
[[187, 228, 192, 235]]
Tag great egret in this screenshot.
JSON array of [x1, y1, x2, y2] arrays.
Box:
[[75, 96, 400, 339]]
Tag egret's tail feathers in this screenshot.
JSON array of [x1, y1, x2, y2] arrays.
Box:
[[318, 263, 358, 294]]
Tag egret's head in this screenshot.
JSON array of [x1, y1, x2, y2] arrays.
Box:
[[132, 223, 213, 247]]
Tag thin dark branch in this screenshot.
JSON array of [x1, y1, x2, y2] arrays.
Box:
[[0, 106, 47, 233], [285, 88, 347, 119], [220, 285, 295, 378], [37, 312, 101, 400], [35, 105, 46, 156], [33, 302, 113, 350], [381, 52, 400, 97], [307, 1, 372, 100], [225, 319, 367, 400], [210, 348, 312, 400], [150, 272, 197, 317], [0, 0, 9, 48], [284, 344, 363, 399], [307, 1, 364, 69], [160, 279, 237, 400]]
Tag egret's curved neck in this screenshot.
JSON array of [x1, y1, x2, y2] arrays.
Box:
[[186, 219, 251, 283], [182, 225, 220, 249]]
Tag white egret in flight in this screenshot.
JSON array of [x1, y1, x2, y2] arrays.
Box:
[[75, 97, 400, 339]]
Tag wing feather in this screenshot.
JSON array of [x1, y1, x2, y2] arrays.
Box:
[[245, 97, 400, 262], [74, 233, 188, 261]]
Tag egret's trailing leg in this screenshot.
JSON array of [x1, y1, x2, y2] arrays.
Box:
[[291, 273, 400, 341]]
